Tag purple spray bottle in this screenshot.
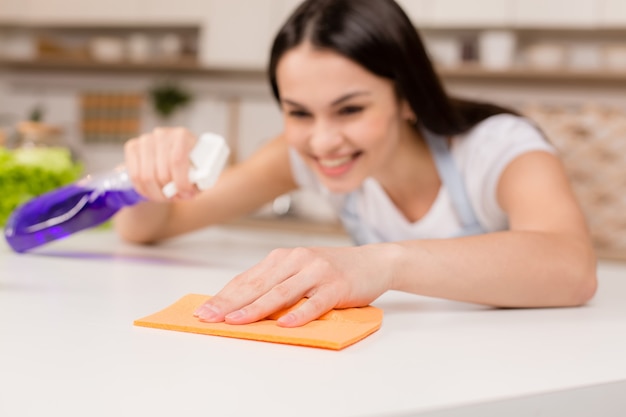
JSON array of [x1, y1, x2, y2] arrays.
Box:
[[4, 133, 230, 253]]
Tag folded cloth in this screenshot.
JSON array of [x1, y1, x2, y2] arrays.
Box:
[[134, 294, 383, 350]]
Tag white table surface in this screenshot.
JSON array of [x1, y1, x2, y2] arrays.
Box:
[[1, 225, 625, 417]]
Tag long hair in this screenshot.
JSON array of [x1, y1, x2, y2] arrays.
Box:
[[268, 0, 515, 136]]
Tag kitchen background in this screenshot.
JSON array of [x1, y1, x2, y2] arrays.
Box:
[[1, 0, 625, 258]]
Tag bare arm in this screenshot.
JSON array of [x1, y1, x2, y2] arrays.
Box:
[[388, 151, 597, 307], [195, 151, 597, 327], [114, 133, 298, 243]]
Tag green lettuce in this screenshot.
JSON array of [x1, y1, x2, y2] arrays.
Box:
[[0, 147, 83, 226]]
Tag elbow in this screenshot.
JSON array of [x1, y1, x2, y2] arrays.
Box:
[[117, 231, 157, 246], [571, 269, 597, 307], [566, 245, 598, 307], [575, 267, 598, 306]]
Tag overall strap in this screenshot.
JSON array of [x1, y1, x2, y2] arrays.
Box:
[[340, 192, 383, 245], [421, 128, 484, 234], [340, 128, 486, 245]]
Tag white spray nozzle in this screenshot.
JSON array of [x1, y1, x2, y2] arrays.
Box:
[[161, 133, 230, 199]]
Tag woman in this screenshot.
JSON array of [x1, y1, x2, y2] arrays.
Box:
[[115, 0, 597, 327]]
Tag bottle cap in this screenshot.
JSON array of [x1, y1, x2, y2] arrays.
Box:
[[161, 133, 230, 199]]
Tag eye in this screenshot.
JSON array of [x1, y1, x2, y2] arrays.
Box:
[[287, 109, 312, 119], [338, 105, 363, 116]]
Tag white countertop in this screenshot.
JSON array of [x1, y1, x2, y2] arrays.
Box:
[[1, 226, 625, 417]]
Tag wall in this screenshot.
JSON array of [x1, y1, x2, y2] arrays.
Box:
[[2, 0, 626, 235]]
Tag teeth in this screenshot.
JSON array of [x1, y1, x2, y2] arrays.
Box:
[[319, 155, 353, 168]]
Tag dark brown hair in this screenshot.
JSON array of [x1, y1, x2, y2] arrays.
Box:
[[268, 0, 515, 136]]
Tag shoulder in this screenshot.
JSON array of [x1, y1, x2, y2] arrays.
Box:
[[453, 113, 555, 170], [452, 113, 556, 231], [460, 113, 551, 150]]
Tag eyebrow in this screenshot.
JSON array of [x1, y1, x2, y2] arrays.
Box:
[[281, 91, 371, 109]]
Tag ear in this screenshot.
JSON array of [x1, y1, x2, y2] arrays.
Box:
[[400, 99, 416, 123]]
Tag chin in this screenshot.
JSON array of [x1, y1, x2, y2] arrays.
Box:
[[305, 156, 366, 194], [318, 176, 362, 194]]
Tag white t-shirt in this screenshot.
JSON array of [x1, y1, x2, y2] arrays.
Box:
[[289, 114, 555, 241]]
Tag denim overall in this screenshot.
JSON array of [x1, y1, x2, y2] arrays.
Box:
[[340, 129, 486, 245]]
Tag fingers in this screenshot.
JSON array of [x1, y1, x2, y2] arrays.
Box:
[[195, 277, 338, 328], [277, 288, 337, 327], [194, 248, 342, 327], [138, 133, 165, 199], [194, 248, 298, 322], [168, 128, 197, 198], [124, 127, 197, 200], [154, 131, 174, 190], [221, 271, 318, 325]]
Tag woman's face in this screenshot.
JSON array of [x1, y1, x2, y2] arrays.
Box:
[[276, 43, 410, 193]]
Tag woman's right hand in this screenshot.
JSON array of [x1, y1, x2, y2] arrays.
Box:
[[124, 127, 199, 202]]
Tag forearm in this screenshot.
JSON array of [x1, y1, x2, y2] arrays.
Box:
[[384, 231, 597, 308], [114, 134, 297, 245], [113, 201, 173, 244]]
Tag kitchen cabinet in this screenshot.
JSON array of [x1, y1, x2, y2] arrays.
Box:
[[8, 0, 142, 24], [130, 0, 208, 24], [513, 0, 599, 28], [198, 0, 305, 69], [199, 0, 274, 68], [3, 0, 624, 29], [0, 0, 31, 22], [427, 0, 513, 28], [398, 0, 614, 29], [394, 0, 432, 26], [600, 0, 626, 26], [236, 97, 282, 162], [273, 0, 302, 27], [0, 0, 207, 24]]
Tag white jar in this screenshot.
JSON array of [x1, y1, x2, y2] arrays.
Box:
[[424, 36, 462, 68], [157, 33, 182, 61], [126, 33, 153, 63], [604, 44, 626, 70], [568, 43, 601, 71], [478, 30, 517, 70], [90, 37, 125, 63], [524, 43, 566, 70]]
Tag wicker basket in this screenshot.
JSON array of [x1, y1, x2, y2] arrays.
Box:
[[523, 104, 626, 260]]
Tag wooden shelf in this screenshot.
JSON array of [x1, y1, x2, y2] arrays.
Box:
[[2, 58, 625, 84], [438, 64, 626, 83], [0, 57, 266, 79]]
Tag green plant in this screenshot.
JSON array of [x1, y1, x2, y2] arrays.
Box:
[[149, 82, 192, 120], [0, 147, 83, 226], [29, 105, 44, 122]]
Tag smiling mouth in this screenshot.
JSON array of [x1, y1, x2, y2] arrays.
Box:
[[319, 155, 354, 167], [315, 152, 362, 176]]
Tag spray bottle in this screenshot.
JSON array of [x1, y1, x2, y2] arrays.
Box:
[[4, 132, 230, 253]]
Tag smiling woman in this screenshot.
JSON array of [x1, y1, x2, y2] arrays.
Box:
[[277, 45, 410, 194], [113, 0, 597, 328]]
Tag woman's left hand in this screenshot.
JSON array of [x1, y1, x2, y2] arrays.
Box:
[[194, 244, 395, 327]]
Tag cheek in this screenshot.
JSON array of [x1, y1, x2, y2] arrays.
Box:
[[346, 111, 399, 150], [283, 120, 308, 149]]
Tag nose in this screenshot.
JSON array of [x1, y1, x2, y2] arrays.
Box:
[[309, 120, 343, 155]]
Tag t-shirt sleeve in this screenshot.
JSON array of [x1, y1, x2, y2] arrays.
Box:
[[455, 114, 557, 231]]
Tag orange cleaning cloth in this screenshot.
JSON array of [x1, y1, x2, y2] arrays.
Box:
[[134, 294, 383, 350]]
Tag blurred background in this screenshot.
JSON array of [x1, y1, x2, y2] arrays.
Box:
[[1, 0, 625, 258]]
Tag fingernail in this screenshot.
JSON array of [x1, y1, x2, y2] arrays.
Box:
[[193, 303, 207, 316], [277, 313, 296, 326], [225, 309, 245, 321], [195, 304, 221, 321]]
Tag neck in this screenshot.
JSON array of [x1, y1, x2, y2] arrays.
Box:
[[375, 122, 442, 222]]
